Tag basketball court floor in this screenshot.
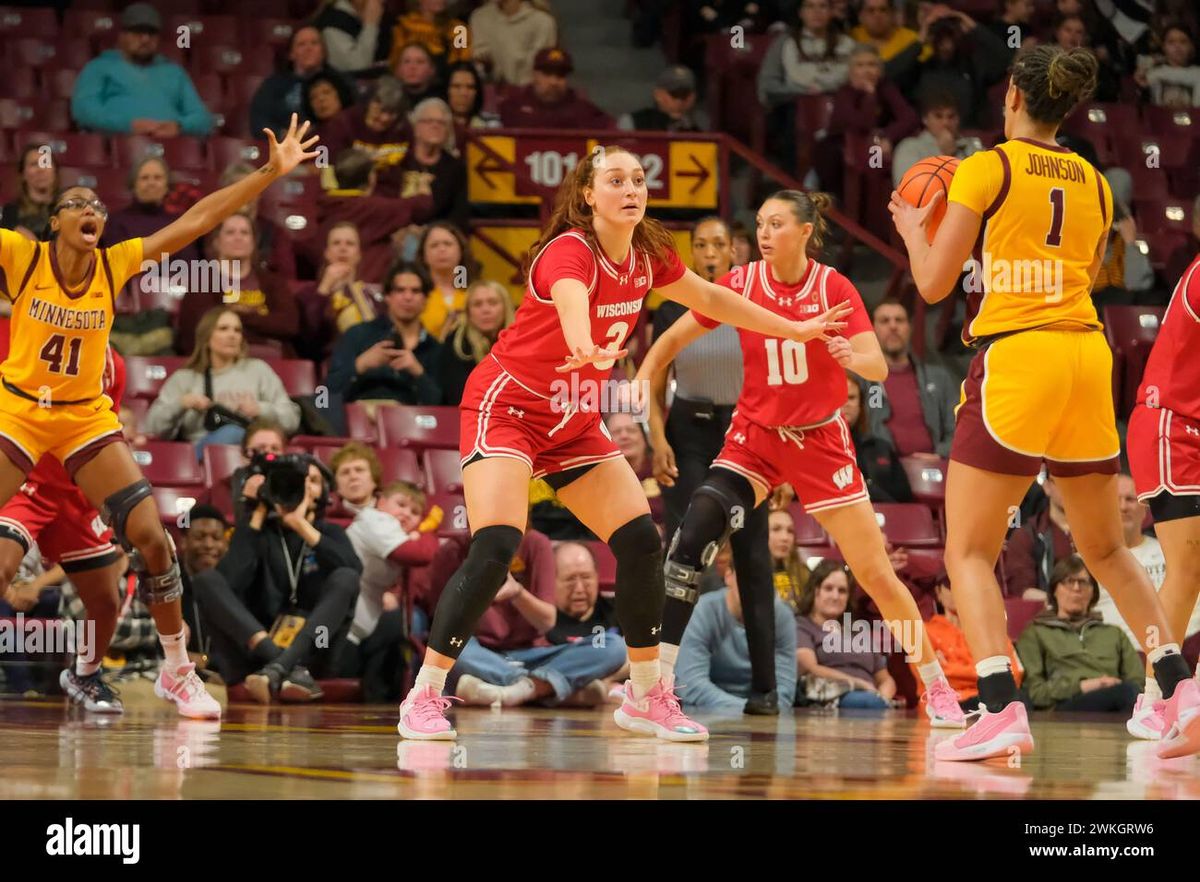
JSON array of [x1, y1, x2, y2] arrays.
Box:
[[1, 698, 1195, 800]]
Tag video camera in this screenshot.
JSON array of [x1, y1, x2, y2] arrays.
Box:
[[246, 452, 330, 513]]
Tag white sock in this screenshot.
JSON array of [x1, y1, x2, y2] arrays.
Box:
[[1144, 677, 1162, 701], [659, 643, 680, 685], [975, 655, 1012, 679], [158, 629, 189, 669], [75, 656, 101, 677], [917, 661, 945, 687], [1148, 643, 1181, 665], [630, 658, 661, 700], [502, 677, 537, 706], [414, 664, 448, 695]]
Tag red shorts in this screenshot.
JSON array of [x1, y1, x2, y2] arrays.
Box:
[[0, 459, 119, 573], [711, 411, 869, 513], [1128, 404, 1200, 501], [459, 356, 624, 480]]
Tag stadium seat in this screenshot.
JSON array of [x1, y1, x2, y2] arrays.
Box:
[[223, 73, 267, 110], [377, 405, 461, 451], [264, 358, 316, 396], [377, 446, 425, 486], [1004, 597, 1044, 642], [1062, 102, 1137, 167], [122, 397, 150, 431], [900, 456, 948, 508], [166, 13, 239, 47], [1103, 305, 1165, 417], [586, 539, 618, 596], [1143, 105, 1198, 140], [209, 136, 264, 170], [8, 66, 38, 100], [132, 441, 207, 487], [1133, 197, 1192, 238], [124, 355, 186, 400], [423, 448, 464, 494], [33, 131, 110, 167], [794, 93, 836, 179], [191, 72, 226, 112], [785, 503, 828, 545], [202, 443, 243, 487], [0, 6, 58, 38], [429, 492, 468, 538], [872, 503, 940, 548], [244, 17, 296, 50], [704, 31, 772, 152], [152, 486, 208, 529], [344, 402, 379, 444], [113, 135, 210, 171], [64, 8, 119, 43], [190, 44, 275, 78], [1125, 161, 1170, 202]]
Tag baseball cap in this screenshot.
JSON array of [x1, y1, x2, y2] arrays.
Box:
[[120, 2, 162, 32], [657, 64, 696, 95], [533, 47, 573, 76]]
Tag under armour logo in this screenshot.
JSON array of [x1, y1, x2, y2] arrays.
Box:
[[619, 274, 629, 285], [832, 464, 854, 490], [778, 296, 793, 307], [1187, 425, 1200, 437], [733, 432, 747, 445], [650, 625, 661, 635], [19, 482, 35, 496], [507, 407, 525, 419], [450, 637, 464, 647]]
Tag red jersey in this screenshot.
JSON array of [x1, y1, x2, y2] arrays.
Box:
[[1137, 255, 1200, 420], [693, 259, 871, 428], [489, 230, 686, 398]]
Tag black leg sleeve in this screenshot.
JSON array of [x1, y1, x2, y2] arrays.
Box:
[[427, 524, 523, 659], [610, 514, 667, 649], [729, 501, 777, 694]]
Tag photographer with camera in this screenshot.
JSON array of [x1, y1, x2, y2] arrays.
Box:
[[192, 451, 362, 703], [144, 307, 301, 459]]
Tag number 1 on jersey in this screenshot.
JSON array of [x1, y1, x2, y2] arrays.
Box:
[[764, 338, 808, 386], [1045, 187, 1065, 247], [39, 334, 82, 376]]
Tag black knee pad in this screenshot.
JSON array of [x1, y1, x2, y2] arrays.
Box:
[[609, 514, 665, 649], [427, 524, 523, 658], [666, 467, 758, 604]]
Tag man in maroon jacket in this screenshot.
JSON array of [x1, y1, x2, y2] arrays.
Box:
[[498, 48, 616, 131], [316, 148, 434, 284]]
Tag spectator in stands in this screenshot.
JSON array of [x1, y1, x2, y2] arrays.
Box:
[[429, 527, 627, 708], [397, 100, 470, 232], [677, 561, 798, 710], [795, 559, 897, 708], [890, 90, 981, 186], [498, 48, 616, 130], [144, 307, 301, 455], [302, 72, 359, 138], [685, 0, 776, 37], [816, 44, 918, 196], [863, 298, 957, 459], [70, 2, 213, 137], [214, 163, 297, 280], [392, 43, 446, 107], [320, 77, 412, 190], [901, 5, 1010, 128], [1166, 195, 1200, 285], [314, 0, 394, 76], [842, 375, 912, 502], [104, 156, 199, 264], [768, 508, 811, 610], [730, 220, 756, 265], [1092, 201, 1154, 306], [176, 503, 230, 660], [606, 412, 664, 522], [316, 148, 434, 284], [469, 0, 558, 87], [617, 64, 709, 133], [446, 62, 497, 136], [920, 569, 1025, 711], [414, 220, 476, 337], [177, 214, 300, 356], [0, 144, 57, 241], [758, 0, 856, 106], [327, 261, 444, 405], [229, 416, 291, 513], [850, 0, 920, 71], [985, 0, 1037, 61], [390, 0, 470, 75], [1051, 13, 1121, 101], [1136, 23, 1200, 107], [436, 280, 514, 405], [296, 222, 379, 361], [545, 541, 621, 647], [337, 479, 439, 701], [193, 456, 362, 700], [1002, 472, 1074, 601], [250, 25, 356, 140], [1016, 554, 1144, 713]]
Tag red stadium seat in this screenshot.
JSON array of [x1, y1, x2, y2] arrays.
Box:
[[132, 441, 206, 487], [122, 397, 150, 431], [794, 93, 836, 179], [202, 443, 243, 488], [155, 0, 203, 13], [430, 492, 468, 538], [190, 44, 275, 78], [1104, 305, 1165, 417], [112, 135, 210, 171], [704, 31, 773, 152], [263, 358, 316, 396], [47, 68, 80, 102], [1004, 597, 1044, 642], [64, 8, 119, 43], [0, 6, 58, 38], [377, 405, 461, 451], [191, 72, 226, 112], [166, 14, 240, 47], [423, 448, 463, 494], [223, 73, 267, 109], [0, 98, 36, 130], [872, 503, 940, 548], [124, 355, 186, 400], [585, 540, 618, 596], [900, 456, 948, 508], [243, 17, 296, 50], [1116, 132, 1198, 196], [54, 38, 96, 70], [344, 402, 379, 444], [8, 37, 59, 71], [1142, 105, 1198, 140], [8, 67, 39, 101], [33, 132, 110, 168], [209, 136, 264, 170], [1062, 102, 1137, 167], [378, 446, 425, 486], [1134, 197, 1192, 238], [1125, 162, 1170, 202], [152, 486, 209, 529], [785, 504, 828, 545]]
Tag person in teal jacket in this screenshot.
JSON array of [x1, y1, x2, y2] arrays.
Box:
[[70, 3, 214, 138]]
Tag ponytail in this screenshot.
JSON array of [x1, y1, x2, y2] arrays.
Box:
[[765, 189, 833, 255]]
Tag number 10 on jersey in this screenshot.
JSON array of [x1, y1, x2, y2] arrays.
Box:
[[764, 338, 809, 386]]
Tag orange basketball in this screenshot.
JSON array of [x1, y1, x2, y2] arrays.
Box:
[[896, 155, 959, 243]]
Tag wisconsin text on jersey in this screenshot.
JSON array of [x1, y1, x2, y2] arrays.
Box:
[[26, 298, 108, 331], [595, 299, 643, 318]]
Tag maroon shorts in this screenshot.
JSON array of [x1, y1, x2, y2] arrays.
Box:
[[459, 356, 624, 480], [711, 411, 869, 513], [1128, 404, 1200, 502], [0, 463, 118, 573]]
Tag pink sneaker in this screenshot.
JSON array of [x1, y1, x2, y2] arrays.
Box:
[[613, 680, 709, 742], [154, 663, 222, 720], [934, 701, 1033, 762], [1157, 679, 1200, 759], [923, 678, 967, 729], [397, 685, 459, 740], [1126, 693, 1167, 741]]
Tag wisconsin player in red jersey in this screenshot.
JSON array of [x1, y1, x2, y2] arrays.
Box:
[[0, 347, 126, 711], [396, 146, 850, 742], [637, 191, 965, 728], [1126, 254, 1200, 740], [0, 115, 319, 720]]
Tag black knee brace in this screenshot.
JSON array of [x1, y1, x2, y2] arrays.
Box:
[[101, 478, 182, 604], [609, 514, 665, 649], [729, 502, 777, 694], [427, 524, 523, 658], [664, 468, 757, 606]]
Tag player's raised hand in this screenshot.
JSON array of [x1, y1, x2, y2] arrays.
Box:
[[889, 188, 942, 241], [264, 114, 321, 177], [555, 344, 628, 373], [826, 335, 853, 367], [788, 300, 852, 343]]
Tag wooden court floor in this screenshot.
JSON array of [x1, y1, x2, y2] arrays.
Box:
[[0, 698, 1196, 800]]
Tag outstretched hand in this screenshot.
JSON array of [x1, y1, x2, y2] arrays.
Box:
[[789, 300, 852, 343], [555, 344, 628, 373], [263, 114, 321, 178]]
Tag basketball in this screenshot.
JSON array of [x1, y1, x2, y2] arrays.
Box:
[[896, 155, 959, 243]]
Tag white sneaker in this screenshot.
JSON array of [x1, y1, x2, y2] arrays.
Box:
[[455, 674, 503, 707], [1127, 693, 1167, 741]]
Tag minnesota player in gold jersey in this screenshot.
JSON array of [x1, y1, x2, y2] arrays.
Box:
[[0, 115, 319, 718], [891, 46, 1200, 760]]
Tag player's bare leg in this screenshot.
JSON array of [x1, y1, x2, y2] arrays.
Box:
[[59, 560, 124, 713], [74, 443, 219, 719]]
